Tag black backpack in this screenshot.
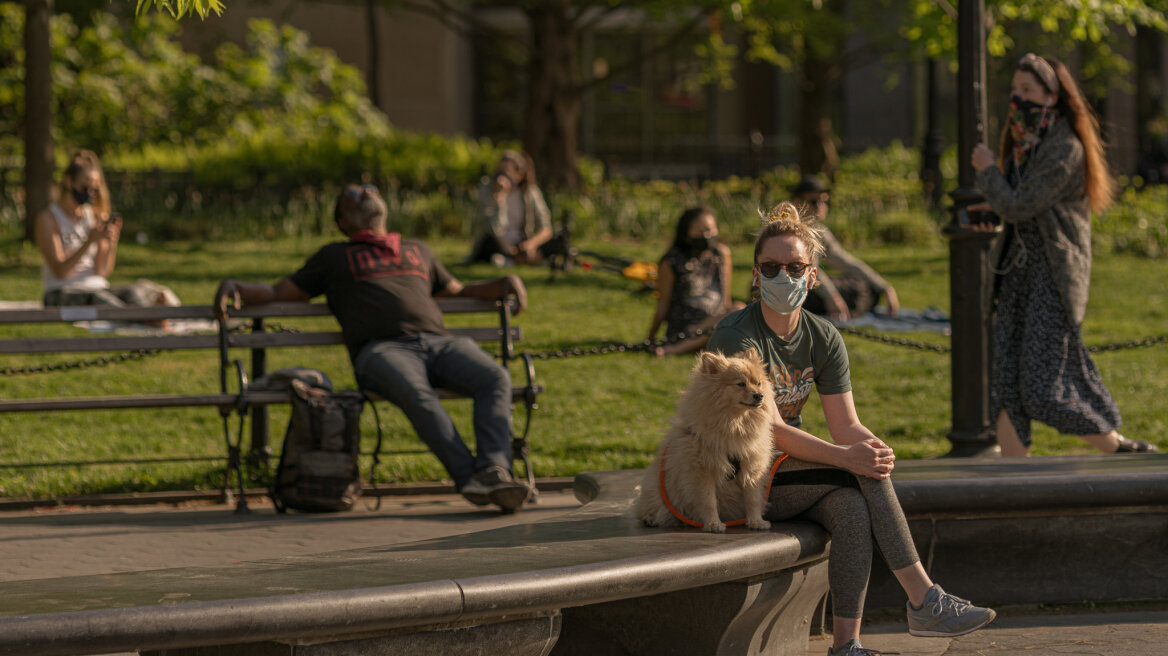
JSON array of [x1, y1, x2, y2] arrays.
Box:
[[270, 379, 371, 512]]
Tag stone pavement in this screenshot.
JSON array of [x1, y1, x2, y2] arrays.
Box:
[[2, 488, 1166, 656], [801, 608, 1168, 655], [0, 489, 583, 581]]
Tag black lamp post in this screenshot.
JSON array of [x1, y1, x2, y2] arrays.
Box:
[[942, 0, 998, 456]]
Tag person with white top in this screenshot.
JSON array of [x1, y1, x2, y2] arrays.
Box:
[[468, 150, 554, 267], [35, 150, 175, 309]]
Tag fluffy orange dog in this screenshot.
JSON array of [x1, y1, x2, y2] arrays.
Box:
[[635, 349, 777, 533]]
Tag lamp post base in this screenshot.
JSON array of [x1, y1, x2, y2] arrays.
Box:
[[944, 430, 1000, 458]]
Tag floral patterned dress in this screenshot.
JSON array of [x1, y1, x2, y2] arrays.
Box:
[[661, 246, 725, 339]]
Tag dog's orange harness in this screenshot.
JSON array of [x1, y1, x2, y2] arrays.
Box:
[[658, 447, 789, 528]]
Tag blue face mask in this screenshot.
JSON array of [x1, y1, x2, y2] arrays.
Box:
[[758, 270, 808, 316]]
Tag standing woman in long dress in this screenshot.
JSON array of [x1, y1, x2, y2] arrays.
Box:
[[971, 53, 1157, 455]]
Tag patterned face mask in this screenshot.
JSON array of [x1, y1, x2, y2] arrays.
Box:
[[1007, 95, 1057, 174]]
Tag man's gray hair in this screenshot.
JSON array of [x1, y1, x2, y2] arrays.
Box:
[[334, 185, 388, 230]]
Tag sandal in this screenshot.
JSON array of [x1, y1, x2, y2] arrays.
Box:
[[1114, 436, 1160, 453]]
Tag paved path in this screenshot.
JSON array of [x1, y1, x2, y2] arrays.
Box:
[[0, 489, 582, 582], [2, 490, 1165, 656], [801, 608, 1168, 655]]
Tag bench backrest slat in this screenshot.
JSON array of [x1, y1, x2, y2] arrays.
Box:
[[0, 299, 511, 325], [0, 334, 220, 354], [0, 394, 243, 411], [0, 327, 521, 355], [0, 306, 216, 324]]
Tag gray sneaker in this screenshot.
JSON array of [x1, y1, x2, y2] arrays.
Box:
[[460, 466, 530, 513], [1115, 436, 1159, 453], [828, 638, 881, 655], [907, 584, 996, 637]]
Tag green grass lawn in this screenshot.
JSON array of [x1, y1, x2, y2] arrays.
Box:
[[0, 235, 1164, 499]]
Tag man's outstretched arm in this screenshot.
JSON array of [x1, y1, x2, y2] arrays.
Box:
[[438, 274, 527, 316], [213, 278, 310, 322]]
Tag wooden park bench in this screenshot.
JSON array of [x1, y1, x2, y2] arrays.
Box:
[[0, 469, 832, 656], [0, 298, 542, 510]]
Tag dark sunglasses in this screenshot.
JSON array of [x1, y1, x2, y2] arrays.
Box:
[[757, 261, 811, 279], [344, 184, 379, 201]]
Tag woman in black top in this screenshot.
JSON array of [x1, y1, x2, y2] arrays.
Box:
[[646, 207, 743, 356]]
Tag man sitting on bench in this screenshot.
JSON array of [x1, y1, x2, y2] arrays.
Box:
[[213, 184, 533, 513]]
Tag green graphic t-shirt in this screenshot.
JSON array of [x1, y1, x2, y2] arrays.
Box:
[[706, 302, 851, 428]]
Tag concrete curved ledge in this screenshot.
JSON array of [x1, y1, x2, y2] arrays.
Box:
[[867, 454, 1168, 609], [0, 469, 830, 656], [892, 453, 1168, 514]]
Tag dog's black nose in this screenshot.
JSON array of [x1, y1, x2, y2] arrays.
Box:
[[752, 392, 764, 403]]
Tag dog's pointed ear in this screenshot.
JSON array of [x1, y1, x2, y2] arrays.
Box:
[[696, 350, 726, 374], [742, 348, 764, 367]]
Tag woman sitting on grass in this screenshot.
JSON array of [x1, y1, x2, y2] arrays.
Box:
[[706, 201, 996, 656], [646, 207, 744, 357], [35, 150, 177, 309]]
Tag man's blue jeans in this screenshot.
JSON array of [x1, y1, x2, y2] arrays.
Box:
[[354, 334, 513, 489]]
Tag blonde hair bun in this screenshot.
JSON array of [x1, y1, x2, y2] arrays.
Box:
[[752, 199, 825, 262], [758, 200, 802, 225]]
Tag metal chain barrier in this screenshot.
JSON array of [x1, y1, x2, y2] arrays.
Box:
[[524, 326, 1168, 360], [1086, 333, 1168, 353], [0, 348, 161, 376], [837, 326, 951, 353], [2, 319, 1163, 372], [838, 327, 1168, 356], [526, 327, 716, 360], [0, 322, 301, 377]]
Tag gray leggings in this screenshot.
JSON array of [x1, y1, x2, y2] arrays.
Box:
[[765, 456, 919, 619]]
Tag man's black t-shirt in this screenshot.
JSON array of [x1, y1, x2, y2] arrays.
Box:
[[288, 237, 454, 360]]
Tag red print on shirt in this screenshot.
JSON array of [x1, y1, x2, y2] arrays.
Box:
[[347, 243, 430, 283]]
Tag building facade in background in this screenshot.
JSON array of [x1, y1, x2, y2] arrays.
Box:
[[181, 2, 1166, 182]]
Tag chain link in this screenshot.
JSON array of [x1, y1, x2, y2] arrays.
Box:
[[1087, 333, 1168, 353], [839, 327, 1168, 356], [524, 326, 1168, 360], [0, 322, 300, 377], [838, 326, 952, 353], [2, 320, 1163, 373], [526, 327, 716, 360], [0, 348, 161, 376]]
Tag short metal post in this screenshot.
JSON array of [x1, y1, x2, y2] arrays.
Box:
[[248, 317, 271, 467], [498, 300, 514, 365]]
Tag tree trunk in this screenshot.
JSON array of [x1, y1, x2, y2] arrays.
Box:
[[522, 2, 581, 191], [365, 0, 383, 111], [797, 49, 841, 179], [24, 0, 54, 242], [921, 57, 945, 207]]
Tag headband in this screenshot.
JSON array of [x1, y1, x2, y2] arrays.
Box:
[[499, 149, 527, 173], [1018, 53, 1060, 97]]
